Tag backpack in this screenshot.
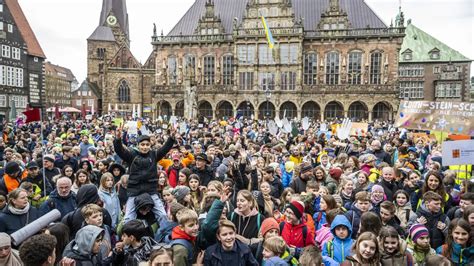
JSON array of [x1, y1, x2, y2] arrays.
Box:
[[326, 240, 335, 258], [279, 222, 307, 246], [171, 238, 194, 266]]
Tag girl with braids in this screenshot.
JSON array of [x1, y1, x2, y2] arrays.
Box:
[[436, 218, 474, 265]]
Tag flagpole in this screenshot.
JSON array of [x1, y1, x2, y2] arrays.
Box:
[[40, 107, 47, 196]]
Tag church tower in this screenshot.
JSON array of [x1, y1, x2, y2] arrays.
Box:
[[87, 0, 130, 112]]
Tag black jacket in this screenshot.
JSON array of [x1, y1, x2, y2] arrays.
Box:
[[191, 165, 215, 186], [114, 137, 175, 197], [377, 179, 399, 202], [0, 205, 41, 235], [54, 156, 79, 172], [204, 240, 259, 266], [416, 204, 449, 249]]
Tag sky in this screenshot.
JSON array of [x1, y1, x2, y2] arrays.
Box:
[[18, 0, 473, 83]]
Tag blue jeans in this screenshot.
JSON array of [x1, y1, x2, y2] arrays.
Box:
[[123, 194, 167, 228]]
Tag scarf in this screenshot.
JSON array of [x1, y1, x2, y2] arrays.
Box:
[[0, 249, 22, 266], [7, 202, 30, 215], [412, 244, 434, 263]]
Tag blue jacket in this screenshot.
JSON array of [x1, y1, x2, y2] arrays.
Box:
[[322, 215, 353, 264], [344, 202, 364, 239], [98, 188, 121, 228], [436, 243, 474, 265], [280, 164, 293, 188], [40, 189, 76, 218]]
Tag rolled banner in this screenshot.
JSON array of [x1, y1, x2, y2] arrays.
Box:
[[10, 209, 61, 246]]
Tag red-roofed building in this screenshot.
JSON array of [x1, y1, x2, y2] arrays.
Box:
[[0, 0, 46, 121]]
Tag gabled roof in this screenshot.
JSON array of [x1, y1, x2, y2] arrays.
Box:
[[168, 0, 386, 36], [5, 0, 46, 58], [99, 0, 129, 39], [76, 79, 102, 98], [400, 23, 470, 63], [107, 44, 141, 69], [88, 26, 116, 42], [45, 61, 76, 82]]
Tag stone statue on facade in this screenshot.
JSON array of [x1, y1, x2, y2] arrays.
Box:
[[185, 85, 198, 119]]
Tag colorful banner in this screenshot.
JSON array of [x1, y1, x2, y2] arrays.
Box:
[[350, 122, 369, 137], [442, 140, 474, 166], [395, 101, 474, 135]]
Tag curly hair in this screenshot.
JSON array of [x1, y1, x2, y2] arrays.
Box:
[[19, 234, 57, 266]]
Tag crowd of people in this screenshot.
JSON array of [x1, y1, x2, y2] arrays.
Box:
[[0, 116, 473, 266]]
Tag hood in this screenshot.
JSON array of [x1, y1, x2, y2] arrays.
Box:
[[330, 215, 352, 239], [134, 193, 154, 210], [265, 256, 288, 266], [418, 203, 442, 217], [76, 184, 99, 207], [108, 163, 125, 176], [73, 225, 104, 255], [171, 226, 196, 242]]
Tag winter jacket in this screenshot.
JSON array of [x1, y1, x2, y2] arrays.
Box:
[[281, 167, 293, 188], [0, 171, 28, 196], [315, 223, 333, 250], [394, 203, 417, 231], [54, 156, 79, 172], [280, 220, 315, 248], [39, 189, 76, 218], [322, 215, 353, 264], [344, 202, 365, 239], [323, 176, 338, 195], [229, 209, 262, 239], [61, 184, 112, 238], [197, 199, 225, 250], [436, 243, 474, 265], [416, 204, 449, 249], [0, 204, 41, 235], [62, 225, 105, 266], [268, 177, 284, 199], [383, 216, 407, 238], [411, 189, 453, 213], [203, 240, 259, 266], [98, 188, 121, 228], [377, 179, 399, 202], [380, 238, 414, 266], [166, 164, 185, 188], [41, 166, 61, 184], [289, 176, 307, 194], [190, 165, 214, 186], [406, 238, 436, 266], [113, 136, 175, 197], [23, 174, 53, 197]]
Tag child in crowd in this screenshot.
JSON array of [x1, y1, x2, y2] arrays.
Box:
[[407, 224, 436, 265], [341, 232, 380, 266], [345, 191, 372, 239], [81, 203, 114, 259], [378, 226, 414, 265], [171, 208, 200, 265], [436, 218, 474, 265], [62, 225, 105, 265], [322, 214, 353, 264], [393, 189, 417, 231], [262, 236, 291, 265], [415, 191, 449, 249], [280, 201, 315, 249]]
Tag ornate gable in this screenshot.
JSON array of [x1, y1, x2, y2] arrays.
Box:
[[195, 0, 226, 35], [317, 0, 351, 34], [108, 45, 141, 69]]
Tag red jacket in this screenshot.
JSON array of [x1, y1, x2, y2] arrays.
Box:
[[280, 221, 315, 248]]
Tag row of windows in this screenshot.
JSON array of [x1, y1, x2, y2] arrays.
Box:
[[75, 99, 95, 107], [399, 81, 424, 99], [0, 21, 14, 33], [0, 95, 27, 108], [435, 82, 461, 98], [1, 45, 21, 60], [165, 51, 383, 86], [0, 65, 23, 87], [237, 44, 298, 65], [399, 65, 424, 77]]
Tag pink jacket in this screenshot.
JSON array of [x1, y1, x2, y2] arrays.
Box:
[[315, 223, 333, 250]]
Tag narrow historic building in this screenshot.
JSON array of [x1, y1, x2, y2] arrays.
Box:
[[87, 0, 154, 116], [0, 0, 46, 121], [44, 61, 77, 108], [151, 0, 405, 121], [398, 19, 471, 102]]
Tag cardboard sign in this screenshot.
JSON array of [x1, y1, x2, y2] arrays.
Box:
[[411, 132, 437, 144], [350, 122, 368, 137], [395, 100, 474, 135], [442, 140, 474, 166], [126, 121, 138, 135]]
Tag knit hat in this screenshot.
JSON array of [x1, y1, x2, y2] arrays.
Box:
[[0, 232, 11, 247], [409, 224, 429, 243], [329, 167, 343, 179], [286, 201, 305, 220], [4, 161, 21, 176], [169, 202, 186, 218], [371, 184, 384, 193], [260, 218, 280, 237], [172, 186, 191, 202]]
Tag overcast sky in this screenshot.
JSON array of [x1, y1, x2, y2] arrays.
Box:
[[18, 0, 473, 82]]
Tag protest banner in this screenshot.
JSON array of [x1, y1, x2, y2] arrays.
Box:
[[442, 140, 474, 166], [395, 100, 474, 135]]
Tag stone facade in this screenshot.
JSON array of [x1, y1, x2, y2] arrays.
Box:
[[150, 0, 404, 121], [44, 61, 77, 108]]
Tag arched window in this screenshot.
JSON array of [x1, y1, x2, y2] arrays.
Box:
[[118, 80, 130, 102]]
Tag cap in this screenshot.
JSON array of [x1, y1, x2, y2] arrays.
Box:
[[43, 155, 55, 163], [26, 161, 39, 169], [195, 153, 208, 163], [138, 135, 151, 143]]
